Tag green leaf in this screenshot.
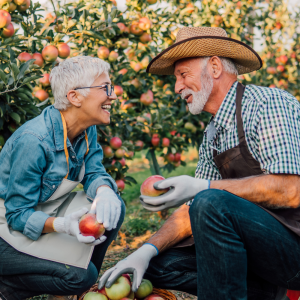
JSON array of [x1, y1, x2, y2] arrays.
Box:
[[0, 69, 8, 84], [7, 46, 15, 62], [123, 176, 137, 184], [7, 76, 14, 86], [9, 112, 20, 124], [22, 75, 41, 84], [11, 63, 19, 80]]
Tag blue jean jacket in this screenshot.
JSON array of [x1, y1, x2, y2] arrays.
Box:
[[0, 105, 118, 241]]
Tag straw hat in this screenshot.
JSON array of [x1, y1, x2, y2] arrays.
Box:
[[146, 27, 262, 75]]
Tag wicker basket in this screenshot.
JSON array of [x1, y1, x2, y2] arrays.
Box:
[[79, 284, 176, 300]]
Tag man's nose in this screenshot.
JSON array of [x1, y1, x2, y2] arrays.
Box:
[[174, 79, 185, 95]]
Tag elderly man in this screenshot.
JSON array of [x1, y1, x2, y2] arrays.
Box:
[[99, 27, 300, 300]]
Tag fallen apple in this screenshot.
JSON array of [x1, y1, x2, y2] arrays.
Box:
[[79, 213, 105, 239], [135, 279, 153, 299], [140, 175, 169, 197], [105, 275, 131, 300]]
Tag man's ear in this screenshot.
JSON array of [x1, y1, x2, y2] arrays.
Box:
[[67, 90, 82, 108], [210, 56, 222, 79]]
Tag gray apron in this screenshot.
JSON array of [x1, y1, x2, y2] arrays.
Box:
[[0, 112, 95, 269]]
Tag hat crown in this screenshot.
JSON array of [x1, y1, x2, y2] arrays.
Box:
[[176, 27, 228, 43]]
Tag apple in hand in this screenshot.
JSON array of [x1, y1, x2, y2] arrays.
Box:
[[105, 275, 131, 300], [140, 175, 169, 197], [79, 213, 105, 239], [84, 292, 108, 300], [135, 279, 153, 299]]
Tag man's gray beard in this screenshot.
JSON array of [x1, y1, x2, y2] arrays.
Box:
[[181, 68, 214, 115]]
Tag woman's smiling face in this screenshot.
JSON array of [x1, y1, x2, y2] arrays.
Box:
[[80, 72, 117, 125]]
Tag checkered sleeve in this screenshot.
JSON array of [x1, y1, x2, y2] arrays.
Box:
[[257, 89, 300, 175]]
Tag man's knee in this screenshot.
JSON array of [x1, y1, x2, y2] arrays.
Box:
[[63, 263, 98, 293]]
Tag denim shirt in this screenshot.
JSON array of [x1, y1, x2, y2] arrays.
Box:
[[0, 105, 118, 241]]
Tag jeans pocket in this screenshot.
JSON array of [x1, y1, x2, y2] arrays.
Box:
[[287, 270, 300, 290]]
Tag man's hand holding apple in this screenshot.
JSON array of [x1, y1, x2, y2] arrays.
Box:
[[140, 175, 210, 211], [92, 186, 122, 231], [98, 244, 158, 292]]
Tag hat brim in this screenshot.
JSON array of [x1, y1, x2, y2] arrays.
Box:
[[146, 36, 262, 75]]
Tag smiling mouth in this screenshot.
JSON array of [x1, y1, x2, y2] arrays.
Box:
[[185, 94, 192, 103], [102, 104, 111, 114]]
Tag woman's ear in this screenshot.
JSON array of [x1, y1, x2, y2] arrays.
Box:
[[67, 90, 82, 108]]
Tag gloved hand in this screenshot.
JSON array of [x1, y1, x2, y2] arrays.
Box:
[[140, 175, 209, 211], [53, 207, 106, 246], [91, 186, 121, 231], [98, 244, 158, 292]]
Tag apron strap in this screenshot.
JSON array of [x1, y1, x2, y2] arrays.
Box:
[[236, 82, 246, 144], [60, 112, 89, 179]]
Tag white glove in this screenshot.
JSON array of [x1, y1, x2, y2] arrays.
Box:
[[98, 244, 158, 292], [91, 186, 121, 231], [53, 207, 106, 246], [140, 175, 209, 211]]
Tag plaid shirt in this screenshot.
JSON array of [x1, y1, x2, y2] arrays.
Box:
[[195, 81, 300, 181]]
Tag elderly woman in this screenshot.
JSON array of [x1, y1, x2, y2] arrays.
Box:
[[0, 56, 125, 300]]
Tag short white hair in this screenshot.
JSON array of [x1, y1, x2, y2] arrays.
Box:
[[199, 56, 238, 76], [50, 56, 110, 111]]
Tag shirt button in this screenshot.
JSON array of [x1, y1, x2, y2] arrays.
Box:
[[72, 156, 75, 159], [52, 185, 55, 188]]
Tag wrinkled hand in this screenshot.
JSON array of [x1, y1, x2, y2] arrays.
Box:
[[98, 244, 157, 292], [140, 175, 209, 211], [91, 186, 121, 231], [53, 207, 106, 246]]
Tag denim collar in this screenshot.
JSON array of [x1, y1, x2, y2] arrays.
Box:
[[213, 81, 238, 132], [49, 106, 85, 151]]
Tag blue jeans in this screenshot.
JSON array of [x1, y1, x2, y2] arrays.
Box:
[[145, 190, 300, 300], [0, 196, 126, 300]]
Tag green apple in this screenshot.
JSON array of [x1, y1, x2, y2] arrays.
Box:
[[84, 292, 108, 300], [105, 275, 131, 300], [135, 279, 153, 299]]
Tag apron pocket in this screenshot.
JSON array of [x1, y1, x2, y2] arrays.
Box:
[[40, 179, 62, 202]]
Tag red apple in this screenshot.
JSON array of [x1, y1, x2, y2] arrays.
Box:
[[115, 148, 125, 158], [79, 213, 105, 239], [266, 67, 276, 74], [174, 153, 181, 162], [40, 73, 50, 87], [170, 130, 176, 136], [151, 135, 160, 147], [147, 0, 157, 4], [114, 85, 123, 96], [199, 121, 205, 130], [125, 151, 134, 158], [97, 46, 110, 59], [103, 146, 114, 158], [84, 292, 108, 300], [109, 51, 118, 62], [119, 38, 129, 48], [144, 295, 164, 300], [42, 45, 58, 62], [14, 0, 26, 5], [279, 55, 288, 64], [18, 52, 32, 62], [35, 90, 49, 101], [32, 53, 44, 67], [2, 22, 14, 38], [140, 175, 169, 197], [116, 179, 125, 191], [186, 3, 194, 13], [17, 0, 30, 12], [130, 21, 143, 35], [269, 84, 276, 88], [135, 279, 153, 299], [135, 140, 144, 151], [133, 63, 142, 72], [131, 78, 140, 88], [57, 43, 70, 58], [141, 57, 149, 69], [110, 137, 122, 149], [173, 161, 181, 167], [0, 10, 11, 28], [276, 65, 285, 72], [138, 17, 152, 31], [140, 33, 152, 43], [105, 276, 131, 300], [140, 90, 153, 106], [118, 68, 128, 75], [161, 138, 170, 147], [165, 153, 175, 162], [122, 274, 131, 284], [8, 2, 17, 12], [117, 22, 127, 33], [119, 157, 126, 167]]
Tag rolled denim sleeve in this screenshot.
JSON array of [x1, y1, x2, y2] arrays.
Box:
[[5, 133, 49, 241], [82, 126, 118, 201]]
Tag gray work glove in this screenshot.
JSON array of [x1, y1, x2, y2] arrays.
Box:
[[140, 175, 209, 211], [98, 244, 158, 292]]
